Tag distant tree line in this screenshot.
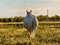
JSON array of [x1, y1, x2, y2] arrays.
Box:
[[37, 15, 60, 22], [0, 16, 24, 22], [0, 15, 60, 22]]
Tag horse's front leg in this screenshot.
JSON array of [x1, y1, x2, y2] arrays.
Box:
[[28, 29, 35, 39]]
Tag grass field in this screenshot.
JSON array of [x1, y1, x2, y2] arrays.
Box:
[[0, 24, 60, 45]]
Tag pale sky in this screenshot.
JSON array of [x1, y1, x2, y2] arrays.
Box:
[[0, 0, 60, 18]]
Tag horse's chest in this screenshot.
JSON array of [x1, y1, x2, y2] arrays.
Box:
[[24, 17, 33, 24]]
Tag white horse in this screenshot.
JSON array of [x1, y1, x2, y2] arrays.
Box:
[[23, 10, 38, 38]]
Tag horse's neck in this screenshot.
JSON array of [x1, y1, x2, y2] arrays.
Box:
[[26, 14, 32, 17]]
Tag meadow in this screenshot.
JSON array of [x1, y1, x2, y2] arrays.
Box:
[[0, 23, 60, 45]]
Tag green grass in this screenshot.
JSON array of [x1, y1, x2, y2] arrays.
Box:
[[0, 26, 60, 45]]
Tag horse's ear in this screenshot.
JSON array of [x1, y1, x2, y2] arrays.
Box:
[[30, 10, 32, 12], [26, 10, 28, 12]]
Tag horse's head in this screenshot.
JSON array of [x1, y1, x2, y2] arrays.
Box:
[[26, 10, 32, 15]]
